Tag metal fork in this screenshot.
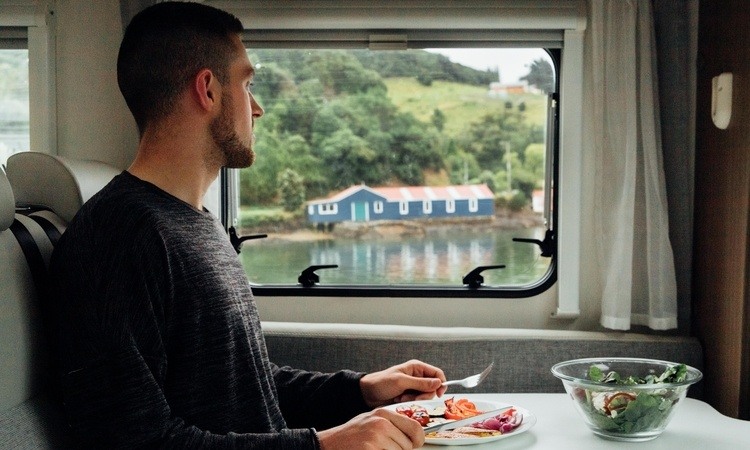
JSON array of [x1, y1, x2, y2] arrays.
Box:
[[441, 362, 494, 388]]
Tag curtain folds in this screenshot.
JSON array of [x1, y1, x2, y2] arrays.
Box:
[[583, 0, 677, 330]]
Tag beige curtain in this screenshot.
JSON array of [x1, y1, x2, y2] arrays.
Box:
[[583, 0, 677, 330]]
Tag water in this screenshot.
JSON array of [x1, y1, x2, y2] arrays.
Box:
[[239, 226, 551, 287]]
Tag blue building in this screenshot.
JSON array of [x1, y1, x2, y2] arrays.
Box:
[[306, 184, 495, 224]]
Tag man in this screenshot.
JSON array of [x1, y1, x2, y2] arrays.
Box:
[[48, 2, 446, 448]]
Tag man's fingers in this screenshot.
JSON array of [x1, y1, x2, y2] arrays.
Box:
[[376, 409, 425, 449], [403, 359, 447, 382]]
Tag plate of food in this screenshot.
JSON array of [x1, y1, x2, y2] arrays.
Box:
[[384, 397, 536, 446]]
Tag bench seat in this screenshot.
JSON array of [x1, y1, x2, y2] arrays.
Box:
[[263, 322, 704, 396]]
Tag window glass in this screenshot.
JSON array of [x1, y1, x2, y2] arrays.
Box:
[[0, 49, 29, 167], [237, 47, 555, 289]]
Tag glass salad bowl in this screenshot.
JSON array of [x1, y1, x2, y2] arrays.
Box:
[[551, 357, 703, 442]]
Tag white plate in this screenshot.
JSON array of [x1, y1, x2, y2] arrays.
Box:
[[384, 398, 537, 446]]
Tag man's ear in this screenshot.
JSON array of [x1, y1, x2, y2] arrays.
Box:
[[194, 68, 220, 112]]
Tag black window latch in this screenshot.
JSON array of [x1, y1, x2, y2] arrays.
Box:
[[462, 265, 506, 288], [298, 264, 339, 287]]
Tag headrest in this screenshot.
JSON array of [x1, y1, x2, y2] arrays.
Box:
[[5, 152, 121, 223], [0, 166, 15, 231]]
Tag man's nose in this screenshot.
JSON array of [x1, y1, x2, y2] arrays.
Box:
[[250, 94, 264, 118]]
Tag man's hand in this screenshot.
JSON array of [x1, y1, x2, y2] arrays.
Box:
[[316, 408, 425, 450], [359, 359, 447, 408]]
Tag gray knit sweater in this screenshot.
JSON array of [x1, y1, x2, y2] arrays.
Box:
[[48, 172, 368, 448]]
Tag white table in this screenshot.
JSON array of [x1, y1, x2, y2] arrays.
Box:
[[424, 393, 750, 448]]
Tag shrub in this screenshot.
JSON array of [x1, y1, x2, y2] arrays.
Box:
[[278, 168, 305, 212], [508, 191, 528, 211]]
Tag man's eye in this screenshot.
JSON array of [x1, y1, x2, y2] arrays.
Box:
[[245, 82, 255, 93]]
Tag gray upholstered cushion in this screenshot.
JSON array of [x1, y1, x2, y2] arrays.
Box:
[[262, 322, 704, 397]]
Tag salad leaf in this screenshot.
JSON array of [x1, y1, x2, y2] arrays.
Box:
[[589, 363, 687, 386], [579, 363, 689, 435]]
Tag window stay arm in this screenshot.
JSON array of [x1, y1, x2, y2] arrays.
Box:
[[228, 226, 267, 254], [513, 229, 556, 258]]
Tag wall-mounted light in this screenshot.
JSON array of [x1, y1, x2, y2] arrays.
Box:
[[711, 72, 732, 129]]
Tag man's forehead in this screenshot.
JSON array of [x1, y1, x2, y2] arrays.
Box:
[[232, 53, 255, 77], [229, 35, 254, 75]]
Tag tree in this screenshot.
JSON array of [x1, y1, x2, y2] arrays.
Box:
[[240, 129, 286, 205], [319, 128, 380, 188], [306, 50, 386, 95], [474, 170, 497, 192], [446, 152, 479, 185], [520, 58, 555, 94], [416, 71, 433, 86], [523, 143, 546, 183], [384, 112, 443, 185], [278, 168, 305, 212], [458, 110, 539, 172], [247, 62, 295, 108]]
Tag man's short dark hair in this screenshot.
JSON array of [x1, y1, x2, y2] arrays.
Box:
[[117, 1, 244, 135]]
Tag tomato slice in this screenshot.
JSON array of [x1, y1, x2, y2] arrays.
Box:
[[412, 410, 430, 426], [443, 397, 483, 420]]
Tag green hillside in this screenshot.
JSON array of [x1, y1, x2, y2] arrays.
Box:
[[384, 77, 548, 138], [242, 49, 549, 207]]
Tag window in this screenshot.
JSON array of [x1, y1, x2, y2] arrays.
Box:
[[318, 203, 337, 215], [217, 0, 586, 305], [1, 8, 56, 170], [233, 44, 557, 294], [0, 29, 29, 167]]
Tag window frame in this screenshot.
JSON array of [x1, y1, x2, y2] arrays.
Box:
[[217, 1, 584, 315], [399, 201, 409, 216], [234, 42, 561, 299], [0, 2, 56, 161]]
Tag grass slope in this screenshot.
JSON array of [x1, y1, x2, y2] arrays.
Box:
[[384, 77, 548, 138]]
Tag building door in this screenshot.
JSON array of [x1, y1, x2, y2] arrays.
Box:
[[352, 202, 368, 221]]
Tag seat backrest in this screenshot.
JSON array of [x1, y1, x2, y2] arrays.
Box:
[[0, 154, 119, 447], [6, 152, 121, 225], [1, 153, 120, 410], [0, 166, 53, 412]]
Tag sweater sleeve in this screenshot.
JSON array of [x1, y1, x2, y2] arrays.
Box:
[[271, 363, 371, 430], [59, 348, 320, 449]]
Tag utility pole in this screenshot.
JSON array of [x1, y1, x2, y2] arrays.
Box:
[[503, 141, 512, 194]]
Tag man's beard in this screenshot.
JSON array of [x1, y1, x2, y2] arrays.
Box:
[[209, 93, 255, 169]]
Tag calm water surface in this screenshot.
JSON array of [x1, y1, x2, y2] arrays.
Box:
[[240, 226, 551, 287]]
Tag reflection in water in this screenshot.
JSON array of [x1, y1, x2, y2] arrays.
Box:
[[241, 227, 551, 287]]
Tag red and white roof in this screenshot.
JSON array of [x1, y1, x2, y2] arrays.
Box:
[[309, 184, 494, 205]]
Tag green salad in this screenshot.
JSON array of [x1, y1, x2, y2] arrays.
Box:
[[579, 364, 688, 434]]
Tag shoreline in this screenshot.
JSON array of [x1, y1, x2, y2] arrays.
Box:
[[249, 210, 546, 243]]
